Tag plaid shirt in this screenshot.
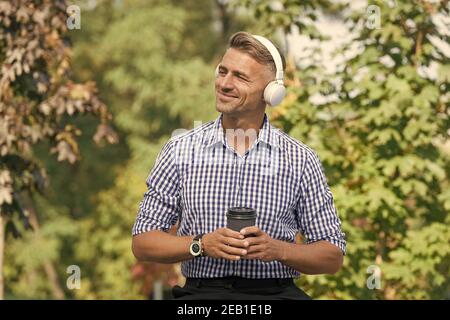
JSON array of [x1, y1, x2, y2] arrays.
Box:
[[132, 113, 346, 279]]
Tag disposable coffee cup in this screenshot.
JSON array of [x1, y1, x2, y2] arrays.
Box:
[[226, 207, 257, 232]]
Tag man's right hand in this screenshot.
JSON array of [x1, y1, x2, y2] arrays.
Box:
[[202, 228, 249, 260]]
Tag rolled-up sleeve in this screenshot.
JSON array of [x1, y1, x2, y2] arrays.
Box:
[[132, 140, 180, 236], [296, 150, 346, 255]]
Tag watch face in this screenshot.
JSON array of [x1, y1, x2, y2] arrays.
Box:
[[192, 243, 200, 253]]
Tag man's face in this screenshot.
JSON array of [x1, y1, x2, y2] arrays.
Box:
[[215, 48, 273, 115]]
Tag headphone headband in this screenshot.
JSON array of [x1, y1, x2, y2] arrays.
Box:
[[252, 35, 284, 83]]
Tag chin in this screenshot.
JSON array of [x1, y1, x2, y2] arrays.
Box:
[[216, 102, 235, 114]]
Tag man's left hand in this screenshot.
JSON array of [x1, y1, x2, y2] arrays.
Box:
[[240, 226, 286, 262]]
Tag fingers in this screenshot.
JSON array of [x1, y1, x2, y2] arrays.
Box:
[[220, 228, 245, 239], [242, 246, 266, 260], [218, 228, 249, 248], [223, 236, 249, 249], [243, 235, 266, 247], [203, 228, 250, 261], [221, 244, 247, 257], [245, 244, 265, 254], [240, 226, 263, 237]]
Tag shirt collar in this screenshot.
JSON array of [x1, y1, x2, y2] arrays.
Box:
[[202, 113, 280, 150]]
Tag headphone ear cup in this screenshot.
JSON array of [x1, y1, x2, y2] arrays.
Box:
[[264, 81, 286, 106]]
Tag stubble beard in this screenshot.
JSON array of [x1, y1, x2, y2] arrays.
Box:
[[216, 99, 239, 114]]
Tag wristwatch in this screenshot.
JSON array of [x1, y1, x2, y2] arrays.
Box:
[[189, 234, 204, 257]]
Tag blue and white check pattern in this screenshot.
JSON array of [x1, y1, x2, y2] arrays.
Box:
[[133, 113, 346, 279]]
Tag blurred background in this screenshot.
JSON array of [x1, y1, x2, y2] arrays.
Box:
[[0, 0, 449, 300]]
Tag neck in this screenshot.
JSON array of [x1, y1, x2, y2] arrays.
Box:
[[221, 111, 265, 133], [221, 111, 266, 156]]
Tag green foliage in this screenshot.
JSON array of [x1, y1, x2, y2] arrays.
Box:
[[72, 167, 145, 299], [253, 0, 449, 299], [3, 0, 448, 300], [0, 0, 115, 299], [230, 0, 336, 38], [0, 0, 117, 216], [64, 1, 218, 298], [4, 0, 223, 299], [4, 204, 79, 299]]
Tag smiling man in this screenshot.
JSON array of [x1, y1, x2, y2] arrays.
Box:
[[132, 31, 346, 300]]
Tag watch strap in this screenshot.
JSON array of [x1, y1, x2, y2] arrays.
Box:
[[194, 234, 203, 242]]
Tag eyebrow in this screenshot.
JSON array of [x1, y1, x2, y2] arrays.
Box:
[[218, 65, 251, 80]]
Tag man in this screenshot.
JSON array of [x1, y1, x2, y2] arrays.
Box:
[[132, 31, 346, 300]]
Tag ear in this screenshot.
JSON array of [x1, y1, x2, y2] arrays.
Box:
[[215, 65, 220, 78]]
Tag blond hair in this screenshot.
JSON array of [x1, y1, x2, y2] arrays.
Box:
[[228, 31, 286, 74]]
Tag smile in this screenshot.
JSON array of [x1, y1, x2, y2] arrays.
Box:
[[217, 91, 238, 100]]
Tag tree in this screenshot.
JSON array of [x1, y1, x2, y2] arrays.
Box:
[[234, 0, 449, 298], [36, 0, 222, 299], [0, 0, 116, 299], [2, 0, 248, 300]]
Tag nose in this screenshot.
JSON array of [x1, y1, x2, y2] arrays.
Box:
[[217, 72, 234, 92]]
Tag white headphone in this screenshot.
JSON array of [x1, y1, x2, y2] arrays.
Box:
[[215, 34, 286, 107]]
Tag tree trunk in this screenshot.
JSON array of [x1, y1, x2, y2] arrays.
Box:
[[215, 0, 231, 42], [43, 261, 65, 300], [0, 214, 5, 300], [22, 193, 65, 300]]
